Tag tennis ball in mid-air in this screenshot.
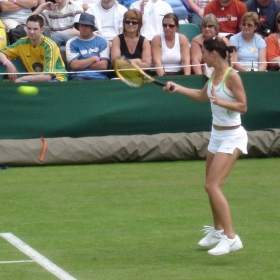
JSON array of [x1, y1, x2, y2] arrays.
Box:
[[18, 86, 39, 95]]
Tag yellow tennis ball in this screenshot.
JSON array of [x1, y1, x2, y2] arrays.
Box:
[[18, 86, 39, 95]]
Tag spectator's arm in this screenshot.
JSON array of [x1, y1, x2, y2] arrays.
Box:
[[110, 35, 121, 62], [32, 1, 55, 15], [69, 55, 97, 71], [230, 50, 247, 72], [15, 74, 52, 82], [12, 0, 38, 9], [188, 0, 204, 17], [0, 1, 22, 12], [88, 59, 108, 70], [258, 47, 267, 71], [130, 38, 151, 69], [0, 52, 18, 82], [190, 39, 203, 74], [179, 34, 191, 75], [151, 35, 164, 76]]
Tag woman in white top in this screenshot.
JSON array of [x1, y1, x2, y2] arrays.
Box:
[[151, 13, 191, 76], [230, 12, 267, 72], [164, 37, 247, 256]]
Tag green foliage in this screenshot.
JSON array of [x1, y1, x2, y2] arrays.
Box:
[[0, 158, 279, 279]]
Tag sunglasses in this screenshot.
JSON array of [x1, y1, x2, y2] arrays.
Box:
[[241, 23, 254, 28], [201, 24, 214, 29], [162, 23, 176, 28], [125, 20, 138, 25]]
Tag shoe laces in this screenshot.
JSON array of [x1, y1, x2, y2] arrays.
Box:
[[201, 225, 214, 234]]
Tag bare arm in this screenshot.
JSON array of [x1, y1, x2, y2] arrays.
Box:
[[32, 1, 55, 15], [130, 38, 151, 68], [258, 47, 267, 71], [188, 0, 204, 17], [164, 81, 209, 103], [69, 56, 99, 70], [230, 50, 248, 72], [0, 52, 18, 82], [15, 74, 52, 82], [190, 39, 203, 74], [151, 35, 164, 76], [110, 36, 121, 62], [210, 70, 247, 114], [179, 34, 191, 75], [0, 0, 38, 11]]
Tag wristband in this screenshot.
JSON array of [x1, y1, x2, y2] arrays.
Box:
[[195, 7, 201, 12], [3, 59, 9, 66], [95, 56, 100, 62], [140, 10, 144, 14], [13, 0, 17, 3]]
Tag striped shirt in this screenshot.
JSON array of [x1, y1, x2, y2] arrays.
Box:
[[42, 1, 84, 33]]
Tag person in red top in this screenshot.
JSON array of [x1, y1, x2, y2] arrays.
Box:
[[204, 0, 247, 35]]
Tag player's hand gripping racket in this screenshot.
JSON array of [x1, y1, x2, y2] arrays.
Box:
[[113, 57, 174, 91]]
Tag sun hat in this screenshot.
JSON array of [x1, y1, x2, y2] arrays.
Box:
[[74, 13, 98, 31]]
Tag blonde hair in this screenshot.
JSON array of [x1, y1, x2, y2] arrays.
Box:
[[241, 12, 260, 29], [201, 14, 219, 35]]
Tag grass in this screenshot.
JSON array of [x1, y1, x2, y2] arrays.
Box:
[[0, 158, 279, 279]]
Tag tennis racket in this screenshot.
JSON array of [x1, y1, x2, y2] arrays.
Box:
[[113, 57, 174, 91]]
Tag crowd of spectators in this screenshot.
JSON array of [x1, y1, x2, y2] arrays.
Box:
[[0, 0, 279, 83]]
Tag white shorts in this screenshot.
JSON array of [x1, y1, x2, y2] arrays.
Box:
[[208, 126, 248, 155]]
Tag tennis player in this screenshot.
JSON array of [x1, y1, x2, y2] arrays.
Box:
[[164, 37, 248, 256]]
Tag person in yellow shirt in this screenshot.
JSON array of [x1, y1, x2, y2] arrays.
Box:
[[0, 14, 67, 82]]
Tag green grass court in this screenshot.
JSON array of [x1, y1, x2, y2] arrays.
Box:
[[1, 158, 279, 279]]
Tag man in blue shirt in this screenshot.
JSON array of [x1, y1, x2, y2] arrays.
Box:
[[246, 0, 280, 37], [66, 13, 110, 80]]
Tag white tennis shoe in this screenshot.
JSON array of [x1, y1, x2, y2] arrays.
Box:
[[208, 234, 243, 256], [198, 226, 224, 247]]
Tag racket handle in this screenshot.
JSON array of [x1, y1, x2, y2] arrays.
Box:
[[154, 80, 175, 91]]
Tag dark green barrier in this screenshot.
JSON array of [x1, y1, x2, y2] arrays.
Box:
[[0, 72, 279, 140]]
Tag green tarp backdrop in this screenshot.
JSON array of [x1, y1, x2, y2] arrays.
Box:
[[0, 72, 279, 140]]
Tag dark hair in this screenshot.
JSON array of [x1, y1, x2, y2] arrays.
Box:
[[26, 14, 45, 28], [162, 13, 179, 27], [123, 9, 143, 35], [203, 37, 236, 59]]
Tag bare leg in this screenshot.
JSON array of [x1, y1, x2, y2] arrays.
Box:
[[205, 149, 241, 238]]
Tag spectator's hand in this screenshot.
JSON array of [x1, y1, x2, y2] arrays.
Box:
[[6, 63, 18, 83], [197, 8, 204, 18], [40, 1, 56, 11]]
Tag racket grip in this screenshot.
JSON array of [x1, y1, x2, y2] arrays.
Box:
[[154, 80, 175, 91]]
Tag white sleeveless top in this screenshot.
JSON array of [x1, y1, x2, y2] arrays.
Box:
[[207, 67, 241, 126], [160, 33, 182, 73]]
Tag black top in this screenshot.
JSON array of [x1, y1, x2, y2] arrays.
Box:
[[118, 34, 145, 59]]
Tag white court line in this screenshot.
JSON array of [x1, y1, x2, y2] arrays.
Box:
[[0, 233, 78, 280], [0, 260, 35, 264]]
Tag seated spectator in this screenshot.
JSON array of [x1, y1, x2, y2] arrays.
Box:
[[204, 0, 247, 35], [87, 0, 127, 45], [66, 13, 110, 80], [266, 12, 280, 70], [151, 13, 190, 76], [0, 15, 67, 82], [165, 0, 191, 24], [188, 0, 211, 26], [111, 9, 151, 69], [230, 12, 267, 72], [190, 14, 229, 75], [246, 0, 280, 38], [32, 0, 84, 65], [0, 0, 38, 32], [130, 0, 173, 41]]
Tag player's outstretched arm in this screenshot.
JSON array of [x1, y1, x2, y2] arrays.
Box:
[[164, 81, 209, 103]]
